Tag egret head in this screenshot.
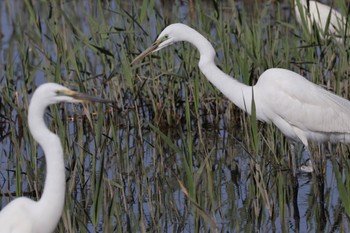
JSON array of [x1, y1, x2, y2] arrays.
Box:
[[132, 23, 191, 64], [32, 83, 110, 106]]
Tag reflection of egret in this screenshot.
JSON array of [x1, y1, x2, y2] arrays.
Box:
[[132, 23, 350, 174], [295, 0, 345, 41], [0, 83, 109, 233]]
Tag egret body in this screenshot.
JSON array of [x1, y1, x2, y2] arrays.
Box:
[[0, 83, 108, 233], [295, 0, 345, 41], [132, 23, 350, 173]]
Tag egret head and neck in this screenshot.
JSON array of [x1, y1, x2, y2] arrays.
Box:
[[29, 84, 108, 142], [132, 23, 216, 66], [28, 83, 110, 231], [132, 23, 254, 117]]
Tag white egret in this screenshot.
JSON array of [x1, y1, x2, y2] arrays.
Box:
[[295, 0, 346, 41], [132, 23, 350, 174], [0, 83, 109, 233]]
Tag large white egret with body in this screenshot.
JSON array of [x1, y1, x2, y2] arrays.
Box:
[[132, 23, 350, 174], [295, 0, 346, 41], [0, 83, 109, 233]]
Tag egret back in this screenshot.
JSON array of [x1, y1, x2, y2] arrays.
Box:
[[0, 197, 35, 233], [255, 68, 350, 144]]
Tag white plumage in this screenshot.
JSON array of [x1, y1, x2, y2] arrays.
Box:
[[295, 0, 345, 41], [0, 83, 108, 233]]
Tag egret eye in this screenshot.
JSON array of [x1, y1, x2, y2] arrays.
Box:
[[56, 90, 64, 96], [56, 89, 72, 97]]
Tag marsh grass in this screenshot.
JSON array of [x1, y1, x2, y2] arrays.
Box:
[[1, 0, 350, 232]]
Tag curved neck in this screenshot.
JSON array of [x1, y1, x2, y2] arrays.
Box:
[[183, 28, 253, 114], [28, 101, 65, 230], [199, 62, 253, 114]]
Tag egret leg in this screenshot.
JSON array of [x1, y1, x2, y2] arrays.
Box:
[[289, 144, 300, 231], [305, 146, 318, 175], [290, 170, 300, 233], [290, 144, 297, 177]]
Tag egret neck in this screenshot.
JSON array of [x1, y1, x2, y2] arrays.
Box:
[[183, 26, 254, 115], [28, 95, 65, 230]]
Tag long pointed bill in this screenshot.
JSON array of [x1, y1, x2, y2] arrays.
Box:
[[59, 90, 112, 103], [131, 39, 162, 64]]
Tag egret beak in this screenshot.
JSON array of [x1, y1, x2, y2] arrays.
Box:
[[131, 39, 162, 64], [57, 90, 112, 103]]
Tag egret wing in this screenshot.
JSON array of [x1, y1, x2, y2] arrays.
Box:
[[258, 69, 350, 134]]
